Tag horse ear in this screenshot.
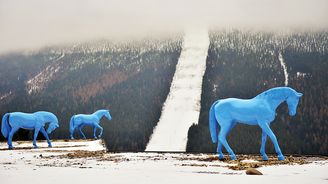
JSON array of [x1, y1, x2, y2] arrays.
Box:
[[297, 92, 303, 97]]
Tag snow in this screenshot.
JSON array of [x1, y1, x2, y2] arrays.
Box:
[[1, 140, 328, 184], [278, 52, 289, 86], [146, 29, 210, 152], [0, 91, 12, 101], [297, 71, 308, 78], [26, 52, 65, 94], [241, 159, 259, 163]]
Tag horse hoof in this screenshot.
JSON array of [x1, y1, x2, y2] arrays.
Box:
[[278, 155, 285, 161], [8, 146, 14, 149], [48, 144, 52, 148], [33, 146, 39, 149], [230, 155, 237, 160], [262, 155, 268, 161], [218, 154, 225, 160]]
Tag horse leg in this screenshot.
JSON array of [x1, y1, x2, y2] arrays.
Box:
[[258, 122, 285, 160], [95, 124, 103, 138], [217, 141, 224, 160], [70, 128, 74, 139], [260, 131, 268, 161], [217, 122, 237, 160], [7, 126, 19, 149], [78, 125, 86, 139], [93, 125, 97, 139], [40, 127, 52, 147], [218, 124, 236, 160], [33, 127, 41, 148]]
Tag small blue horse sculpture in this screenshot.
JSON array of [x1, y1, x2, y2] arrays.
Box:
[[1, 111, 59, 149], [209, 87, 303, 161], [70, 109, 112, 139]]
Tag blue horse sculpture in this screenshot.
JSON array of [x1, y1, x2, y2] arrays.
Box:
[[70, 109, 112, 139], [1, 111, 59, 149], [209, 87, 303, 161]]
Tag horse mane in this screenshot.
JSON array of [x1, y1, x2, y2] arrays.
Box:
[[93, 109, 108, 114], [255, 87, 295, 100], [34, 111, 57, 124]]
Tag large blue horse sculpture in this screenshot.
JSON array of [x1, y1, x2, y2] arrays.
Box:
[[1, 111, 59, 149], [209, 87, 303, 161], [70, 109, 112, 139]]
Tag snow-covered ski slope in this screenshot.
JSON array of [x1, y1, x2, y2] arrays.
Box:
[[146, 29, 209, 152]]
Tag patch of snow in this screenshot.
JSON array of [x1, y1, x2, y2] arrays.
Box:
[[278, 52, 289, 86], [260, 162, 328, 183], [241, 159, 259, 163], [0, 139, 104, 151], [213, 84, 218, 93], [146, 29, 209, 152], [297, 72, 308, 78], [0, 91, 12, 101], [26, 53, 65, 94]]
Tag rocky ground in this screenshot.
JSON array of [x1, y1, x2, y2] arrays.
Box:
[[0, 139, 327, 184]]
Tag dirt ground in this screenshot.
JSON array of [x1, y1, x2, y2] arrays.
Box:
[[43, 148, 328, 170]]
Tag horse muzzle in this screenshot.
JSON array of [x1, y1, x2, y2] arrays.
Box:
[[289, 110, 296, 116], [47, 129, 53, 134]]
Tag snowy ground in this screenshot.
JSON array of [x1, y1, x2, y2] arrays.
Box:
[[1, 140, 327, 184]]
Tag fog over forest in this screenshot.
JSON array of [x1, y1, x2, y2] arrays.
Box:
[[1, 0, 327, 54]]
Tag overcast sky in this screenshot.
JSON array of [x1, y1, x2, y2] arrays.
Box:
[[0, 0, 327, 54]]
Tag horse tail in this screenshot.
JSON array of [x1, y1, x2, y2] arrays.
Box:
[[209, 100, 220, 143], [69, 116, 75, 135], [1, 113, 11, 138]]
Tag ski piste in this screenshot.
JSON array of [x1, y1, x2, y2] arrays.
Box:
[[146, 29, 209, 152]]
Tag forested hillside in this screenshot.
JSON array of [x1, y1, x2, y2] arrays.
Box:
[[187, 30, 328, 155], [0, 37, 182, 151]]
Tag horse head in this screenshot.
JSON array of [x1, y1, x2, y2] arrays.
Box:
[[94, 109, 112, 121], [104, 110, 112, 121], [46, 114, 59, 134], [286, 91, 303, 116]]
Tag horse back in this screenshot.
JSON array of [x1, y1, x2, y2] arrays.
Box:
[[74, 114, 98, 125], [215, 98, 274, 124], [9, 112, 38, 129]]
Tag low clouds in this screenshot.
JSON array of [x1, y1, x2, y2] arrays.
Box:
[[0, 0, 327, 54]]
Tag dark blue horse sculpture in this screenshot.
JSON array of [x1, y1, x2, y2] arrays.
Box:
[[70, 109, 112, 139], [209, 87, 303, 161], [1, 111, 59, 149]]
